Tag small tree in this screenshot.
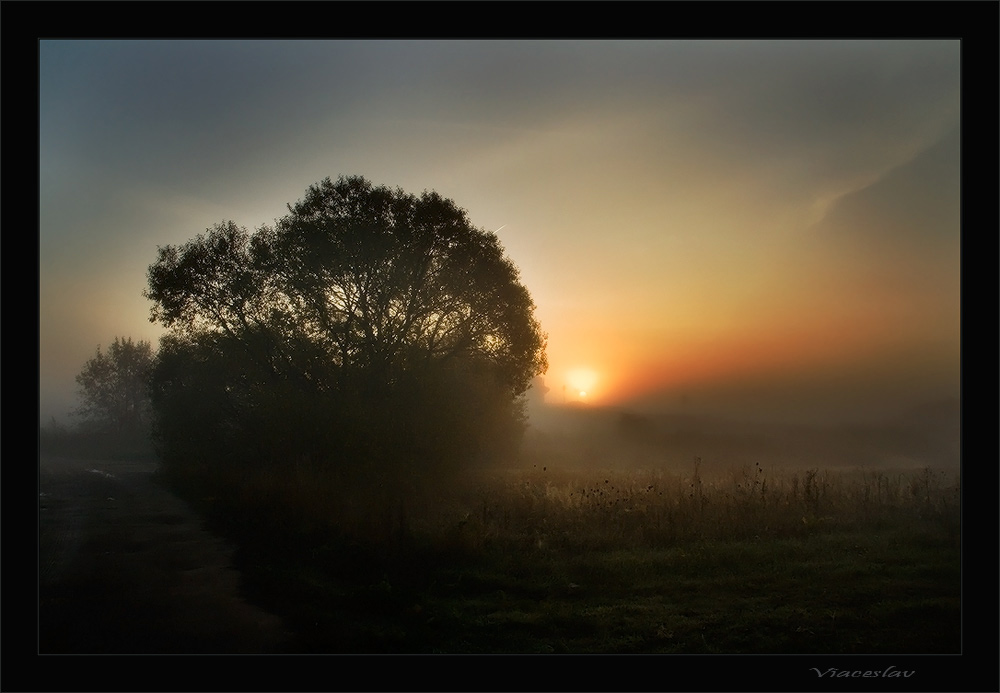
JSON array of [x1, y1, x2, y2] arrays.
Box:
[[75, 337, 154, 434]]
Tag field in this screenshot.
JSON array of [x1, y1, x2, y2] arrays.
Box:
[[171, 458, 961, 654]]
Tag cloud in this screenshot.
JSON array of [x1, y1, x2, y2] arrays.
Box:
[[814, 126, 960, 244]]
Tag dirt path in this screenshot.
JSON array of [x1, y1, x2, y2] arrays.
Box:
[[39, 455, 295, 653]]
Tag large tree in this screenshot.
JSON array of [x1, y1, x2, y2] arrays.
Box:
[[146, 176, 547, 473], [74, 336, 154, 434]]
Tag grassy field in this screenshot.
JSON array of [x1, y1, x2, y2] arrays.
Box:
[[167, 458, 960, 654]]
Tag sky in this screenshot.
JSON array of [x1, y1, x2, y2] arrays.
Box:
[[39, 40, 961, 427]]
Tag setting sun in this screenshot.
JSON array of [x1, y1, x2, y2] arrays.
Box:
[[565, 368, 599, 402]]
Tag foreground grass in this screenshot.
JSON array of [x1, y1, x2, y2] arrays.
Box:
[[167, 462, 960, 654], [231, 525, 958, 654]]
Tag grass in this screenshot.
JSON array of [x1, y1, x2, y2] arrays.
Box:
[[162, 458, 961, 654]]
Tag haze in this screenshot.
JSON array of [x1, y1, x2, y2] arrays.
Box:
[[40, 40, 959, 432]]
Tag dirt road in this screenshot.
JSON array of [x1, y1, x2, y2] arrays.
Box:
[[39, 455, 295, 654]]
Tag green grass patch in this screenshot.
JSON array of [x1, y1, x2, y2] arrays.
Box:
[[168, 463, 960, 653]]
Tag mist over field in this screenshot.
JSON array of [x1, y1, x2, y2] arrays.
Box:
[[522, 393, 960, 479]]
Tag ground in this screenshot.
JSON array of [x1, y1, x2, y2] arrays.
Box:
[[38, 455, 294, 654]]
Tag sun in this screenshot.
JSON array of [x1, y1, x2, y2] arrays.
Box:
[[566, 368, 598, 401]]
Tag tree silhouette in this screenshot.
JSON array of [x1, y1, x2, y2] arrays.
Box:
[[74, 337, 154, 434], [146, 176, 547, 474]]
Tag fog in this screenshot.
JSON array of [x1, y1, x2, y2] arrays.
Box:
[[522, 391, 960, 480]]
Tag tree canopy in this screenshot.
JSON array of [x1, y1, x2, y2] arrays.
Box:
[[145, 176, 547, 474]]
